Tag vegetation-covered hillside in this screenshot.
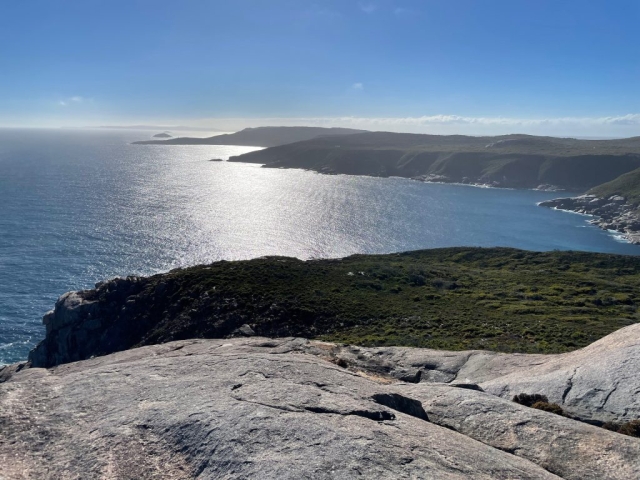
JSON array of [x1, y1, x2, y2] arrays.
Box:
[[39, 248, 640, 362], [590, 167, 640, 206], [229, 132, 640, 190]]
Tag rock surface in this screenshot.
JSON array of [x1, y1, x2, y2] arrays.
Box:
[[540, 195, 640, 244], [28, 274, 640, 425], [2, 334, 640, 479], [293, 323, 640, 424]]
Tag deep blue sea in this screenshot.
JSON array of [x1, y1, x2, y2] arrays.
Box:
[[1, 128, 638, 364]]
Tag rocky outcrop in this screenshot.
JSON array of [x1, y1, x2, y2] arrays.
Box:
[[480, 323, 640, 424], [540, 194, 640, 244], [3, 336, 639, 479], [28, 276, 148, 368], [273, 324, 640, 425], [28, 272, 640, 426]]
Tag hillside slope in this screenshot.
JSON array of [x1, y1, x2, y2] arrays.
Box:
[[133, 126, 366, 147], [541, 167, 640, 244], [229, 132, 640, 190], [28, 247, 640, 370], [589, 167, 640, 206]]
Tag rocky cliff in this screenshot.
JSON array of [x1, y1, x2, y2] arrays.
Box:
[[2, 331, 640, 479], [540, 194, 640, 244]]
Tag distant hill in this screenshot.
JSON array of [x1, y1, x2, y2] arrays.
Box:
[[133, 126, 366, 147], [589, 167, 640, 205], [152, 132, 172, 138], [228, 132, 640, 191]]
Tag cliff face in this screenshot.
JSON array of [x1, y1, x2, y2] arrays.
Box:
[[3, 333, 640, 479]]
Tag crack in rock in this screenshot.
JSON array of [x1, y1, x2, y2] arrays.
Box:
[[561, 367, 578, 404], [601, 383, 619, 409], [371, 393, 429, 421], [304, 406, 396, 422]]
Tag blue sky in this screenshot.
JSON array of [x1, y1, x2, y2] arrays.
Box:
[[1, 0, 639, 135]]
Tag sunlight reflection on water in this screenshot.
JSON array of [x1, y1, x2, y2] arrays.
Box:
[[1, 128, 638, 363]]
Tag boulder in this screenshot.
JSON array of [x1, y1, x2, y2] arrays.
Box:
[[481, 323, 640, 423]]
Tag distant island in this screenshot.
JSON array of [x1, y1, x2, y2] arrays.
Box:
[[152, 132, 172, 138], [132, 126, 366, 147]]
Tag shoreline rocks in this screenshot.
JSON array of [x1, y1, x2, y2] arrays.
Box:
[[540, 194, 640, 244]]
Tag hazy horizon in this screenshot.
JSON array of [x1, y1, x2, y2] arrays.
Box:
[[1, 1, 639, 137]]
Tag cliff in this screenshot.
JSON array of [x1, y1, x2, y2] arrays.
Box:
[[228, 132, 640, 190], [25, 248, 640, 369], [133, 126, 366, 147]]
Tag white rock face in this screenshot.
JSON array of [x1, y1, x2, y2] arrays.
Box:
[[1, 334, 639, 479], [480, 323, 640, 423], [297, 323, 640, 424]]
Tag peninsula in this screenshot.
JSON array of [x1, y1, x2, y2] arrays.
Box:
[[133, 126, 366, 147], [136, 126, 640, 242], [540, 167, 640, 243], [2, 247, 639, 478], [228, 131, 640, 191]]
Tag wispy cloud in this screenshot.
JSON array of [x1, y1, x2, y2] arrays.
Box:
[[58, 96, 87, 107], [194, 114, 640, 136], [358, 2, 377, 14], [295, 113, 640, 128], [352, 83, 364, 90]]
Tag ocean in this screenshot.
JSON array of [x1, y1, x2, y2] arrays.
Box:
[[1, 128, 638, 364]]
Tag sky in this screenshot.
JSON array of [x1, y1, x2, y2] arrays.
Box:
[[1, 0, 639, 136]]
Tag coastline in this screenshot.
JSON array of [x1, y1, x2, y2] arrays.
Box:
[[540, 195, 640, 245]]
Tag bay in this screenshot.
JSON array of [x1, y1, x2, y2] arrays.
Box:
[[1, 128, 637, 364]]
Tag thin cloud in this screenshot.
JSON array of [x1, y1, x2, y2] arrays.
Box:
[[58, 96, 88, 107], [358, 2, 377, 14], [352, 83, 364, 90], [307, 113, 640, 128]]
